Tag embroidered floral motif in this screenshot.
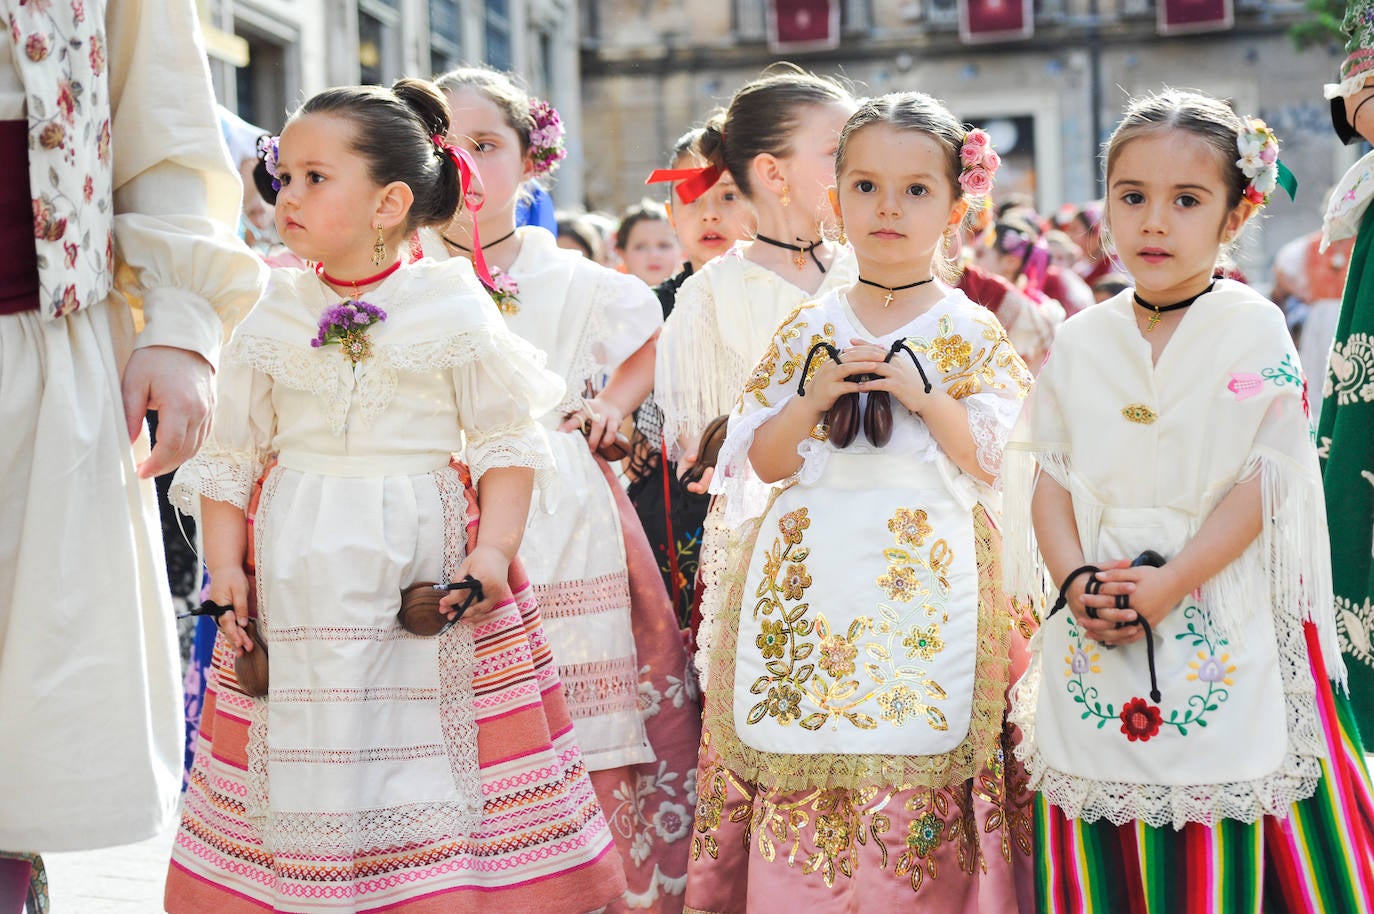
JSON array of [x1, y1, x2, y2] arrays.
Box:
[[905, 313, 1032, 401], [1118, 697, 1163, 742], [1062, 603, 1236, 741], [1336, 595, 1374, 671], [1227, 372, 1264, 401], [877, 564, 922, 602], [888, 508, 933, 548], [818, 633, 857, 678], [742, 306, 836, 408], [877, 684, 923, 725], [903, 625, 945, 661], [1326, 333, 1374, 405], [905, 811, 944, 857]]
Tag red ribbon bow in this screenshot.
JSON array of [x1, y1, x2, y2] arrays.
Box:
[[644, 163, 724, 205], [432, 134, 495, 288]]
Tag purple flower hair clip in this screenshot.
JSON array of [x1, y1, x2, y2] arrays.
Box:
[[258, 134, 281, 192]]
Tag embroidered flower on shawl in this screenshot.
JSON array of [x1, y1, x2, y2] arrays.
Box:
[[778, 508, 810, 545], [877, 565, 921, 603], [757, 619, 787, 660], [814, 812, 854, 856], [24, 33, 47, 62], [877, 684, 922, 725], [927, 332, 973, 374], [1187, 652, 1236, 686], [888, 508, 933, 548], [818, 634, 857, 678], [903, 624, 945, 661], [486, 267, 520, 315], [1118, 697, 1163, 742], [652, 801, 692, 842], [311, 300, 387, 365], [1066, 646, 1100, 676], [764, 682, 803, 723], [33, 195, 67, 242], [529, 99, 567, 178], [1227, 372, 1263, 401], [906, 812, 945, 857], [781, 562, 812, 601], [638, 679, 663, 719]]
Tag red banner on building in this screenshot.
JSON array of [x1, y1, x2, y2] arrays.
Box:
[[1157, 0, 1233, 35], [768, 0, 840, 52], [959, 0, 1033, 44]]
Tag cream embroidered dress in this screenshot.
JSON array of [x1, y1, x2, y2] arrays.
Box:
[[162, 258, 635, 913], [1004, 280, 1374, 912], [685, 288, 1035, 913]]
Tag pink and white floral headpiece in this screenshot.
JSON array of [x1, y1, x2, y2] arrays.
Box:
[[958, 129, 999, 198], [1235, 117, 1286, 207], [529, 99, 566, 178]]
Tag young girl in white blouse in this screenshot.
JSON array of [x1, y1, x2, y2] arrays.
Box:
[[164, 79, 625, 914]]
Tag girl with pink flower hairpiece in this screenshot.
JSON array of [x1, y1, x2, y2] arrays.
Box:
[[686, 90, 1036, 912]]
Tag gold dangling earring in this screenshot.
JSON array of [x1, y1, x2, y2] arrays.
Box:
[[372, 223, 386, 266], [838, 222, 847, 246], [780, 185, 791, 207]]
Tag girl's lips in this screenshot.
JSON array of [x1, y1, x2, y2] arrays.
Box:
[[699, 233, 726, 245], [1138, 248, 1170, 262], [872, 229, 905, 239]]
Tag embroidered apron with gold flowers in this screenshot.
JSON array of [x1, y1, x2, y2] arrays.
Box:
[[704, 287, 1032, 793], [4, 0, 113, 318]]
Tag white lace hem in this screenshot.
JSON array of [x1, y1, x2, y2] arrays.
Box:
[[1007, 448, 1339, 828]]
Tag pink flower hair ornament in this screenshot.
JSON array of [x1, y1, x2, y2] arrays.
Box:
[[258, 134, 280, 192], [958, 129, 999, 199], [528, 99, 567, 178]]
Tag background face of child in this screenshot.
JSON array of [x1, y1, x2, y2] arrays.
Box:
[[1105, 128, 1242, 302], [621, 217, 681, 286], [670, 168, 756, 271], [775, 100, 855, 220], [442, 86, 532, 224]]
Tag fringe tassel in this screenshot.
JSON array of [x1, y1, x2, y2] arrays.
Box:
[[657, 290, 751, 461], [1001, 443, 1071, 611]]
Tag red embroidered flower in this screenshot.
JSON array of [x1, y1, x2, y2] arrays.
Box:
[[70, 0, 85, 24], [1119, 697, 1162, 742], [63, 241, 77, 267], [55, 80, 75, 124], [24, 33, 48, 62], [32, 196, 66, 241], [56, 284, 79, 316], [82, 175, 93, 202], [38, 122, 65, 149], [1301, 376, 1311, 419], [88, 35, 104, 76], [96, 119, 110, 164]]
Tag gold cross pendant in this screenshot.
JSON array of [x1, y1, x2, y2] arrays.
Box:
[[792, 251, 807, 269], [882, 291, 895, 308], [1145, 308, 1161, 332]]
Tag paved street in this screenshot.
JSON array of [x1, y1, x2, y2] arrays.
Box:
[[42, 825, 174, 913]]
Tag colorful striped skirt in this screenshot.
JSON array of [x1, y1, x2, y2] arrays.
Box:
[[1035, 623, 1374, 914]]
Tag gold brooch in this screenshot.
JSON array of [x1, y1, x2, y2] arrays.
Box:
[[1121, 404, 1157, 425]]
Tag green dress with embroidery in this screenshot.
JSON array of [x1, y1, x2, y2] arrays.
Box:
[[1319, 202, 1374, 747]]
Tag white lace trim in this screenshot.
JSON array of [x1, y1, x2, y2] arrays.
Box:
[[1008, 449, 1336, 828], [693, 496, 763, 692], [466, 422, 556, 495], [169, 444, 266, 518], [965, 394, 1019, 486], [228, 326, 519, 436]]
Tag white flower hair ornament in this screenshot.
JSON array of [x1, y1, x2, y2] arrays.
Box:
[[958, 128, 1000, 198], [1236, 117, 1297, 208]]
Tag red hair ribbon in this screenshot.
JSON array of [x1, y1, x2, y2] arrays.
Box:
[[644, 163, 724, 205], [433, 134, 495, 288]]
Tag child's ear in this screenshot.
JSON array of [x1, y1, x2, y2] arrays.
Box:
[[522, 148, 537, 182], [751, 153, 787, 201], [376, 181, 415, 231], [947, 197, 970, 230], [1221, 199, 1258, 245], [828, 186, 841, 221]]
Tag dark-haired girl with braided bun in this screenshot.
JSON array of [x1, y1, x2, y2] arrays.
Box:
[[163, 79, 625, 914]]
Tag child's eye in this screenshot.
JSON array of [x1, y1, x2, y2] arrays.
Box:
[[722, 191, 738, 202], [1175, 194, 1200, 208], [855, 179, 875, 193], [1121, 191, 1144, 206], [277, 172, 291, 186], [475, 141, 495, 154], [308, 171, 325, 184], [907, 184, 928, 197]]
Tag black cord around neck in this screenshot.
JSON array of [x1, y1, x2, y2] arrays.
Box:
[[443, 227, 517, 253], [755, 233, 825, 272], [858, 275, 935, 308]]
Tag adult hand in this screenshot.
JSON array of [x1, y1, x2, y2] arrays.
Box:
[[122, 345, 214, 479]]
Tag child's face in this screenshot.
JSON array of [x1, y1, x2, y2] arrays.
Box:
[[834, 122, 962, 278], [773, 100, 854, 222], [442, 87, 534, 229], [1106, 128, 1249, 302], [620, 218, 681, 286], [669, 159, 756, 271], [273, 112, 387, 271]]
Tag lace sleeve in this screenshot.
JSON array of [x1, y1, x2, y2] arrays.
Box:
[[465, 422, 555, 494], [964, 394, 1025, 486], [169, 444, 269, 515]]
